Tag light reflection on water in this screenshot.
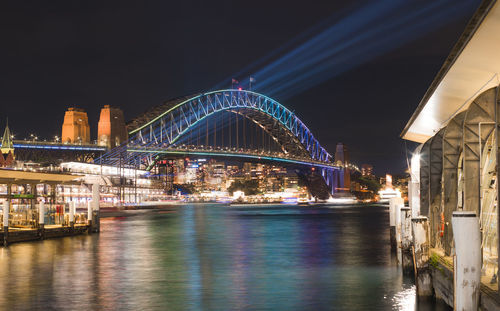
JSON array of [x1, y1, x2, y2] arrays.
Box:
[[0, 204, 450, 310]]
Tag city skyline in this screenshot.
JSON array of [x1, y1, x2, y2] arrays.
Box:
[[1, 2, 499, 310], [0, 0, 481, 175]]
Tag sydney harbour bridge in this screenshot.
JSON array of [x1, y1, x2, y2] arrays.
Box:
[[102, 89, 343, 194], [12, 89, 347, 195]]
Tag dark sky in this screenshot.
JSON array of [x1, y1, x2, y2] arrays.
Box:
[[0, 0, 481, 175]]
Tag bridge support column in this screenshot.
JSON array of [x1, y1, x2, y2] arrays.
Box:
[[69, 201, 75, 233], [38, 201, 45, 240], [329, 170, 335, 195], [452, 211, 481, 311], [412, 216, 433, 297], [400, 206, 413, 274], [410, 146, 422, 218], [92, 183, 100, 233], [389, 197, 403, 253], [3, 200, 9, 247], [87, 201, 93, 234]]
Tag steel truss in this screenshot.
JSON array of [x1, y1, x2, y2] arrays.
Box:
[[127, 90, 331, 163]]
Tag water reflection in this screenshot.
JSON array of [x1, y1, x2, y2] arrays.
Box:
[[0, 204, 449, 310]]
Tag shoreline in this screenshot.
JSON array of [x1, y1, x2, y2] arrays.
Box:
[[100, 201, 388, 218]]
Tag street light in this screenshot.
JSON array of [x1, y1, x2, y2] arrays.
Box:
[[29, 133, 38, 142]]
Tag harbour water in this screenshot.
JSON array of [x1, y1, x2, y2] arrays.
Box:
[[0, 204, 450, 310]]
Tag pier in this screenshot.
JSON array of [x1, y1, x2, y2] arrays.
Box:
[[0, 169, 100, 246], [401, 1, 500, 309]]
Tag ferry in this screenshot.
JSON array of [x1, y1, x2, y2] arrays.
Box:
[[297, 193, 309, 205], [326, 195, 358, 205], [378, 188, 401, 204], [377, 174, 401, 204]]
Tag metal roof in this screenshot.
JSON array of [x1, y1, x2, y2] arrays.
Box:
[[0, 169, 81, 185], [401, 0, 499, 142]]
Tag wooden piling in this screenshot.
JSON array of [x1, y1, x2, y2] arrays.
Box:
[[412, 216, 432, 297]]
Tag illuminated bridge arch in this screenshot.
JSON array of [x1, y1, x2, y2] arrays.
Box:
[[127, 90, 332, 163]]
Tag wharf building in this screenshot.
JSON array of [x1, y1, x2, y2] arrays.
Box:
[[58, 106, 164, 204], [401, 1, 499, 309], [1, 105, 165, 207]]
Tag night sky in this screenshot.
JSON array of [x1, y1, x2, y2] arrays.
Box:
[[0, 0, 481, 175]]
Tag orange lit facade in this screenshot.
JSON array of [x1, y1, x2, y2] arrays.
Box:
[[61, 108, 90, 144], [97, 105, 128, 149]]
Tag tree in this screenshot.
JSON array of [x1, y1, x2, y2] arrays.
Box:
[[227, 179, 260, 195], [358, 176, 381, 193]]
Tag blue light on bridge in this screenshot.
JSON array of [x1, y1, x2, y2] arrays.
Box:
[[13, 143, 106, 152], [128, 148, 338, 170]]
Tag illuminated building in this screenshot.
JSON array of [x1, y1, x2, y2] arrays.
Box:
[[59, 162, 165, 204], [378, 174, 401, 203], [1, 123, 15, 166], [361, 164, 373, 177], [173, 159, 186, 184], [284, 173, 299, 190], [97, 105, 128, 149], [184, 161, 199, 184], [61, 108, 90, 144]]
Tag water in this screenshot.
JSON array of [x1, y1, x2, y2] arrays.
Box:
[[0, 204, 450, 310]]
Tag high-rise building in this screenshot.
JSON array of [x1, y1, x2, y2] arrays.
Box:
[[361, 164, 374, 177], [61, 108, 90, 144], [97, 105, 128, 149]]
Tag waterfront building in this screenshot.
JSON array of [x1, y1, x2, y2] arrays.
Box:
[[0, 168, 83, 231], [60, 162, 165, 205], [401, 1, 499, 307], [61, 108, 91, 144]]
